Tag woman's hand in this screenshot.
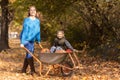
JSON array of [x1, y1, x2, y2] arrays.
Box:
[[20, 44, 24, 47]]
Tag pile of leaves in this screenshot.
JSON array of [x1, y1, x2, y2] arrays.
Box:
[[0, 39, 119, 80]]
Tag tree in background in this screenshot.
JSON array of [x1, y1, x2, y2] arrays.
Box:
[[0, 0, 14, 51], [65, 0, 120, 48], [0, 0, 120, 51]]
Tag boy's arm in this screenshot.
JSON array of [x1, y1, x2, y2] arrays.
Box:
[[53, 38, 57, 46], [65, 40, 74, 50]]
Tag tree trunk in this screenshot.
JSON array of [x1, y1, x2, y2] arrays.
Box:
[[0, 0, 9, 51]]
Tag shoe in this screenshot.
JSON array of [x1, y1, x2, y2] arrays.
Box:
[[27, 57, 36, 75], [21, 58, 28, 73]]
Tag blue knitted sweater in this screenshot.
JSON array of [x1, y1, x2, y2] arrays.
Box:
[[20, 17, 40, 45]]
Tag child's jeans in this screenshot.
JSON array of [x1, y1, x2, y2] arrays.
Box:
[[50, 46, 63, 53], [24, 41, 34, 58]]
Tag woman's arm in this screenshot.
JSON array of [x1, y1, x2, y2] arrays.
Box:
[[20, 18, 29, 45], [35, 19, 41, 43]]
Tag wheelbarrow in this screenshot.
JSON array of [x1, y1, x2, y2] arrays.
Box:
[[23, 45, 86, 76]]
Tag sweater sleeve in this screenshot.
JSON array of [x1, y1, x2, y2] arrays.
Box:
[[35, 20, 41, 43], [20, 19, 29, 45], [65, 40, 74, 50], [36, 32, 41, 43]]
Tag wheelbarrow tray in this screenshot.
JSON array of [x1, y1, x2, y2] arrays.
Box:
[[39, 53, 67, 65]]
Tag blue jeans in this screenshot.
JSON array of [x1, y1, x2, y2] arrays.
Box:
[[50, 46, 63, 53], [24, 42, 34, 58]]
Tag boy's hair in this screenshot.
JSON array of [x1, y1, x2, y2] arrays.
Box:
[[57, 30, 64, 35]]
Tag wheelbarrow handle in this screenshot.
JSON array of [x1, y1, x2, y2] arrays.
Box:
[[22, 47, 41, 64], [38, 43, 43, 49], [74, 45, 87, 53]]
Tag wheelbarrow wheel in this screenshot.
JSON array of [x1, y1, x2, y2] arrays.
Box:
[[61, 62, 73, 77]]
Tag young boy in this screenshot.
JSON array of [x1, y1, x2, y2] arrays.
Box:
[[50, 30, 76, 53]]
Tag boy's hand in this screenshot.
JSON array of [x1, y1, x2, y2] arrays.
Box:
[[73, 49, 85, 53], [73, 49, 79, 52]]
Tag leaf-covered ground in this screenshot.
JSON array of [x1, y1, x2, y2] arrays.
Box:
[[0, 39, 120, 80]]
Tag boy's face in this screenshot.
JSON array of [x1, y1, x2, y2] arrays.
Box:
[[57, 32, 64, 39]]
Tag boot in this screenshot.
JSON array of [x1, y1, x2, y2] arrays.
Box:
[[22, 58, 28, 73], [27, 57, 36, 75]]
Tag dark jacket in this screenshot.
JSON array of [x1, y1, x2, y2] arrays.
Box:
[[53, 37, 74, 51]]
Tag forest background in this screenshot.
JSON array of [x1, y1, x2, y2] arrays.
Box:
[[0, 0, 120, 79]]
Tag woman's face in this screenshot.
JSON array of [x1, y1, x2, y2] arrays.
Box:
[[29, 6, 36, 17], [57, 32, 64, 39]]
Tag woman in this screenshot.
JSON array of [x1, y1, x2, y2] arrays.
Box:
[[20, 6, 41, 75]]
